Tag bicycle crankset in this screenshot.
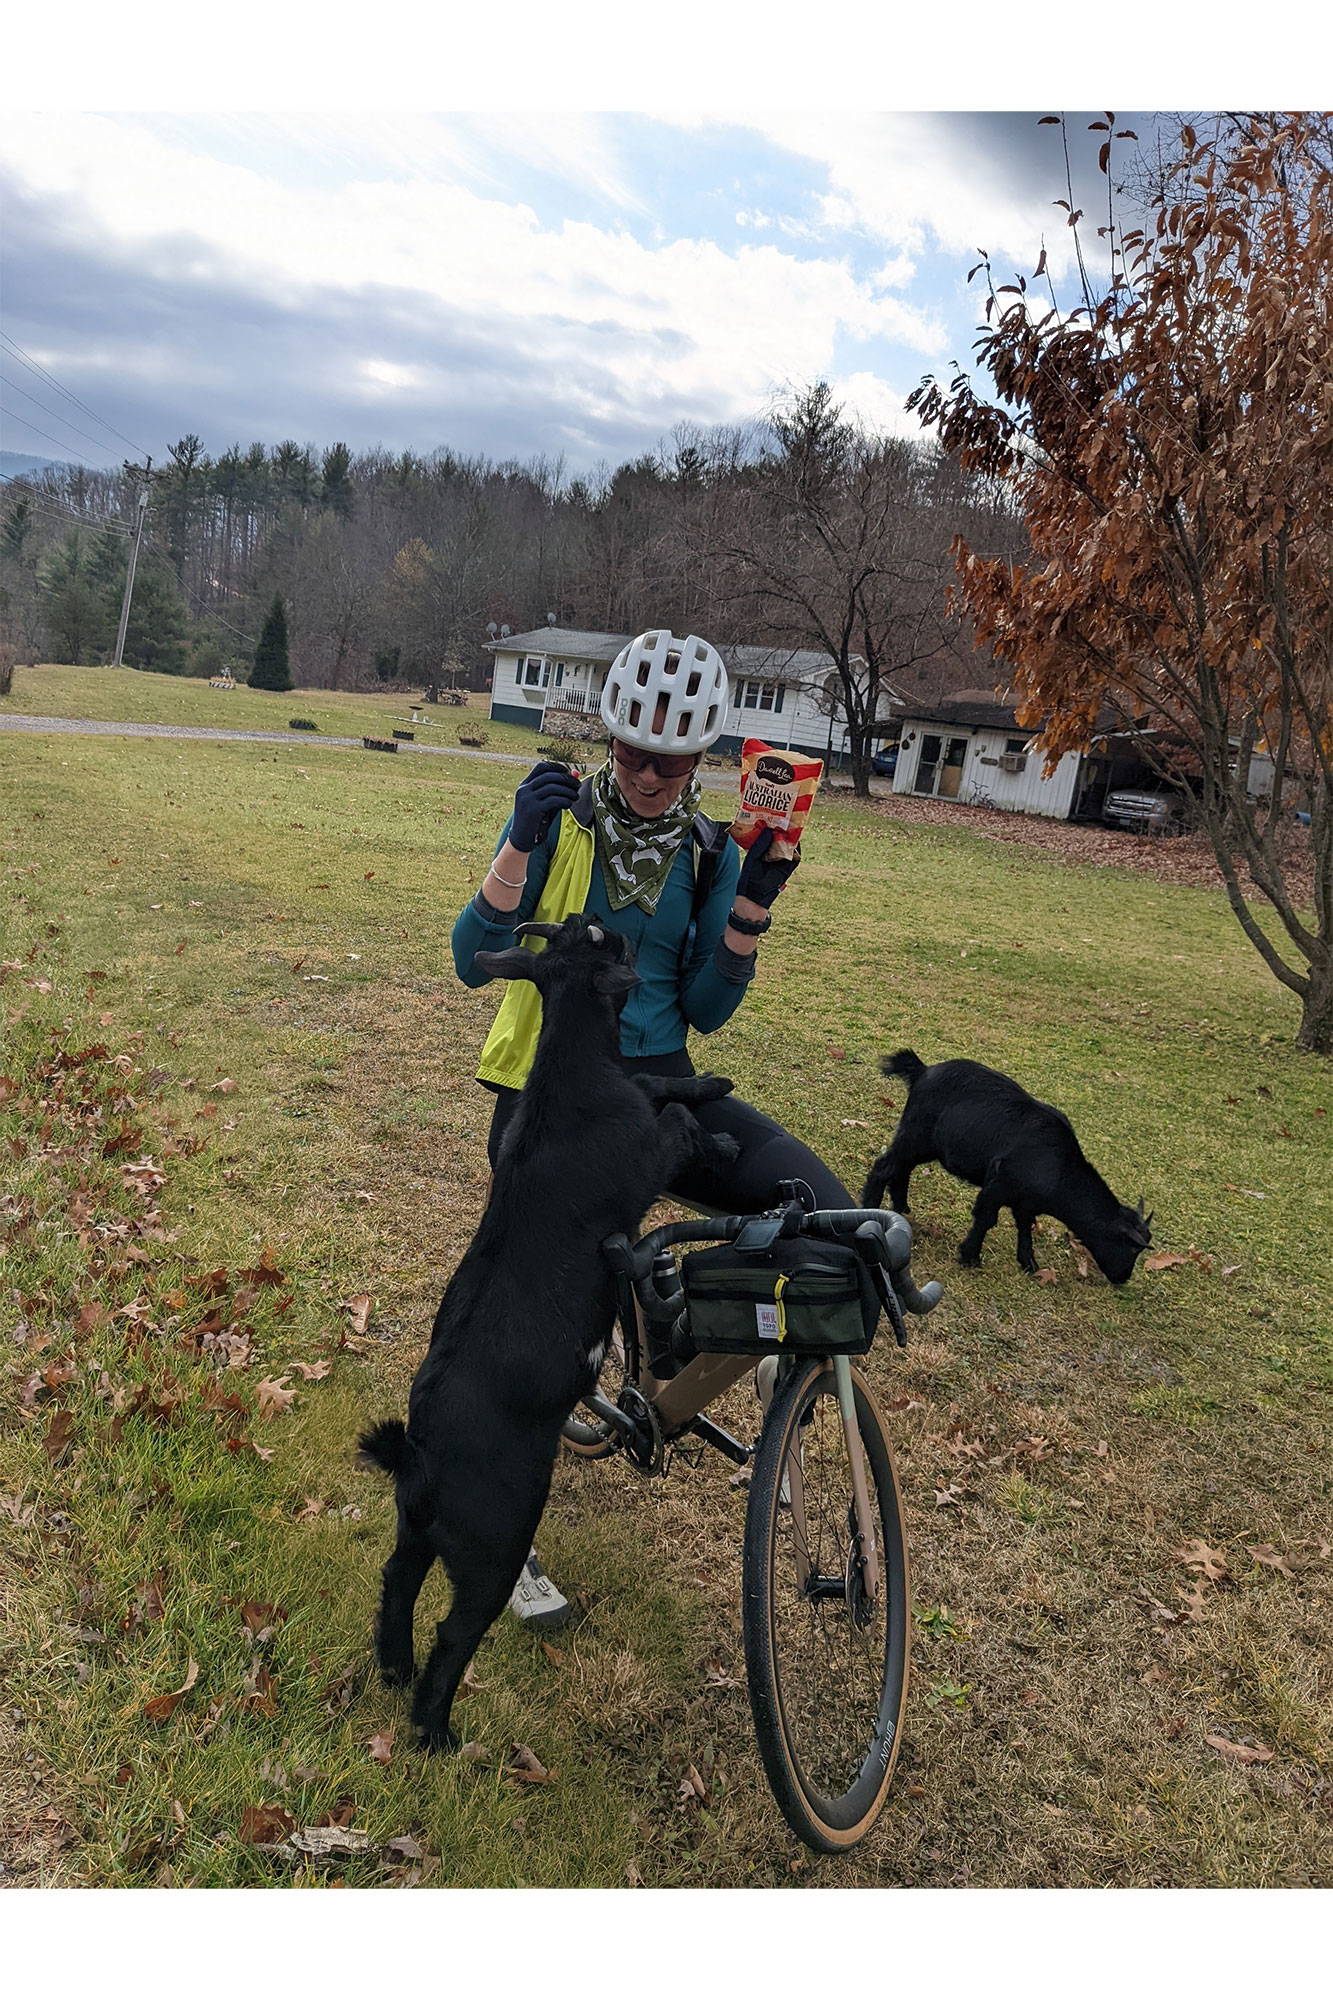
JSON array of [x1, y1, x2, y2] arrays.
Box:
[[616, 1384, 664, 1475]]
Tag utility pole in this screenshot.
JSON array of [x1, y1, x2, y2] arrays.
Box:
[[112, 457, 152, 668]]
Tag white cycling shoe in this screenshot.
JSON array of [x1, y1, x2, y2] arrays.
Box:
[[508, 1550, 572, 1633]]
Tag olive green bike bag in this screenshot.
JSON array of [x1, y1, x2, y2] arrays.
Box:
[[679, 1237, 878, 1357]]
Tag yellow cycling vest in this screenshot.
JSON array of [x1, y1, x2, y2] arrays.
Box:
[[475, 811, 596, 1091]]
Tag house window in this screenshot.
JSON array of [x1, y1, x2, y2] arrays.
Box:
[[1005, 736, 1029, 754], [522, 655, 550, 688], [739, 679, 785, 714]]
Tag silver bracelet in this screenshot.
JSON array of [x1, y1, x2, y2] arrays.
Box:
[[487, 861, 528, 890]]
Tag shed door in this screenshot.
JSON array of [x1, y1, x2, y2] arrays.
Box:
[[937, 736, 968, 798], [914, 733, 942, 794]]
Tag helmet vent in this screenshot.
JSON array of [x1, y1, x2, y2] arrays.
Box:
[[635, 660, 650, 686], [686, 670, 701, 698], [628, 699, 642, 728]]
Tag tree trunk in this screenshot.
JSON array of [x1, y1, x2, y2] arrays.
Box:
[[1296, 958, 1333, 1054]]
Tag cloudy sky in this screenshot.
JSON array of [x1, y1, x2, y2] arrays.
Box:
[[2, 107, 1162, 475]]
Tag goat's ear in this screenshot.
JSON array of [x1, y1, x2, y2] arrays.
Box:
[[474, 945, 545, 984], [593, 960, 640, 1000]]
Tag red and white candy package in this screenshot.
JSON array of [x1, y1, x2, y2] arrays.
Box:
[[729, 739, 824, 860]]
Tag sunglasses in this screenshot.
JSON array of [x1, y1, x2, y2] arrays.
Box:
[[611, 741, 701, 782]]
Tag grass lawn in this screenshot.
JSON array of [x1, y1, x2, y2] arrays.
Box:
[[1, 717, 1330, 1889], [2, 662, 545, 758]]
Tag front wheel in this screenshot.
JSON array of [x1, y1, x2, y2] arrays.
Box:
[[742, 1357, 910, 1852]]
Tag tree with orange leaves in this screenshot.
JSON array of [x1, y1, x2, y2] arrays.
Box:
[[912, 114, 1332, 1052]]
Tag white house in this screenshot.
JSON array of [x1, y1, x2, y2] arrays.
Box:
[[485, 626, 895, 762]]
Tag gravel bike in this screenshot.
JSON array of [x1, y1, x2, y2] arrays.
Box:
[[560, 1183, 942, 1854]]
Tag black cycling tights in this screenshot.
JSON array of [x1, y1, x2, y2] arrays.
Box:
[[484, 1048, 854, 1212]]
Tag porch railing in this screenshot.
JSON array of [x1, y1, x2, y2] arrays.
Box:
[[543, 689, 599, 717]]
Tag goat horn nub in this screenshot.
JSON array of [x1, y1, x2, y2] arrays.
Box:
[[586, 924, 605, 944], [514, 922, 561, 941], [1136, 1196, 1147, 1218]]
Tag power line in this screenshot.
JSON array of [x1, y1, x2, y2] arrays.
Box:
[[0, 329, 152, 460], [0, 471, 134, 536], [0, 403, 103, 468], [0, 372, 128, 465]]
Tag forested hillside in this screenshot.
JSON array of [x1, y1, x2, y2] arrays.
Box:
[[0, 386, 1022, 697]]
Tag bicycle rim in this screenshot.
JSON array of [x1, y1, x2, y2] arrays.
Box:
[[560, 1311, 638, 1458], [742, 1358, 910, 1852]]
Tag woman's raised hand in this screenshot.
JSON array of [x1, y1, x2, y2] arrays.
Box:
[[510, 761, 581, 852], [736, 826, 801, 907]]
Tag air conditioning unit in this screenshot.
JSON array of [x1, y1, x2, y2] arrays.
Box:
[[999, 752, 1027, 775]]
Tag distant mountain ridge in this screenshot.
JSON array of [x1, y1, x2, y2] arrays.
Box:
[[0, 451, 65, 480]]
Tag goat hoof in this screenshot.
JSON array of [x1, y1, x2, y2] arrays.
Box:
[[956, 1245, 982, 1268], [379, 1660, 416, 1689], [416, 1724, 461, 1756]]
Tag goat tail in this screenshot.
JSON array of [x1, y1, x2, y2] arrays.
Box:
[[358, 1419, 412, 1479], [881, 1048, 926, 1085]]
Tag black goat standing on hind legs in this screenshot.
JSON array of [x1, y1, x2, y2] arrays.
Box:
[[359, 913, 738, 1753], [861, 1050, 1153, 1285]]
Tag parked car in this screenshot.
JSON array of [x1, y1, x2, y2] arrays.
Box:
[[871, 745, 899, 778], [1102, 788, 1191, 836]]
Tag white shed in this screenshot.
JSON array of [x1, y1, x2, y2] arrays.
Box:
[[890, 693, 1083, 817]]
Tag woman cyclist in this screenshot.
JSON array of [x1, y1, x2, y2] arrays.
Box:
[[451, 629, 855, 1622]]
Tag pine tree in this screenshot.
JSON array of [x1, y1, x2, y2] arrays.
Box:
[[250, 593, 292, 691], [38, 532, 104, 664], [121, 561, 190, 674]]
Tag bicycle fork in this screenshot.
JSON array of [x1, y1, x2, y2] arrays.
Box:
[[785, 1357, 881, 1607]]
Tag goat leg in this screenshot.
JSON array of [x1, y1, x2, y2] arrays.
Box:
[[1012, 1205, 1039, 1275], [375, 1529, 434, 1688], [412, 1459, 554, 1752], [650, 1100, 738, 1188], [861, 1140, 918, 1213], [634, 1071, 735, 1111], [958, 1163, 1006, 1267]]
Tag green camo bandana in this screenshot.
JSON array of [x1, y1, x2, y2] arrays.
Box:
[[591, 758, 702, 914]]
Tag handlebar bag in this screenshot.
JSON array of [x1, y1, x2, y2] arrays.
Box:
[[679, 1236, 878, 1356]]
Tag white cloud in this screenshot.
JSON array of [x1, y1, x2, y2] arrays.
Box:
[[830, 371, 923, 442], [682, 111, 1081, 276], [1, 112, 948, 444]]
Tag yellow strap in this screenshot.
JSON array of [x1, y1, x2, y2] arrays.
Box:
[[773, 1273, 789, 1343]]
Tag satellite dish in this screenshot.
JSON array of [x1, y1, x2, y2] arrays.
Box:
[[546, 610, 556, 625], [500, 624, 511, 639], [486, 621, 497, 637]]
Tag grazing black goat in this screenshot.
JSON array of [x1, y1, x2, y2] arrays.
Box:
[[359, 913, 737, 1751], [861, 1050, 1152, 1284]]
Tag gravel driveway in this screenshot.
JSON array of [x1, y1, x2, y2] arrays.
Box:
[[0, 712, 753, 795]]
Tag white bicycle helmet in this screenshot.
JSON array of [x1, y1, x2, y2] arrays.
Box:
[[600, 630, 730, 754]]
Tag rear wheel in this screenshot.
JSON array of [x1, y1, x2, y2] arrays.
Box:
[[743, 1357, 910, 1852]]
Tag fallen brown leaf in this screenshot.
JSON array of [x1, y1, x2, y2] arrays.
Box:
[[1205, 1734, 1274, 1766], [1245, 1543, 1296, 1579], [505, 1743, 554, 1784], [144, 1656, 200, 1723], [367, 1730, 395, 1765], [240, 1803, 297, 1846], [255, 1374, 298, 1419], [287, 1825, 372, 1860], [1173, 1538, 1231, 1584], [343, 1294, 372, 1338], [43, 1407, 76, 1464]]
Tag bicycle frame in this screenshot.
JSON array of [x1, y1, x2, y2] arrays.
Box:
[[577, 1198, 940, 1598]]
